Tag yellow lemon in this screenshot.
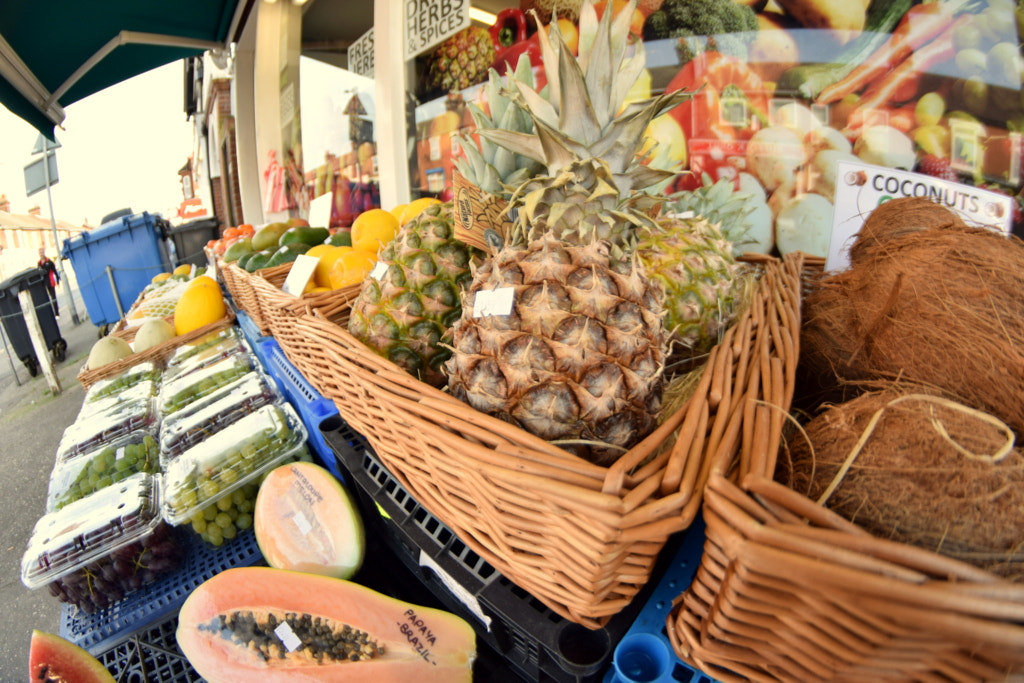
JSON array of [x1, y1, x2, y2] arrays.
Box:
[[398, 197, 441, 226], [173, 284, 227, 336], [328, 249, 377, 290], [389, 204, 408, 222], [314, 246, 352, 288], [351, 209, 399, 255], [173, 264, 193, 276], [151, 272, 172, 284]]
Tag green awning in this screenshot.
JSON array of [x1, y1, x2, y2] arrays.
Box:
[[0, 0, 251, 139]]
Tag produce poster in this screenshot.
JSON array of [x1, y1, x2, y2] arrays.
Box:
[[827, 159, 1013, 271]]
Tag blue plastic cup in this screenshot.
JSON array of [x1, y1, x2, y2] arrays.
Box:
[[612, 632, 672, 682]]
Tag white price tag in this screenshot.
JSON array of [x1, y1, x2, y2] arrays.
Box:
[[274, 622, 302, 652], [369, 261, 388, 281], [115, 447, 124, 461], [281, 254, 319, 296], [472, 287, 515, 318], [308, 193, 332, 231], [292, 511, 312, 536]]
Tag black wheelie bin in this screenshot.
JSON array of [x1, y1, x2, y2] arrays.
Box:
[[0, 268, 67, 376]]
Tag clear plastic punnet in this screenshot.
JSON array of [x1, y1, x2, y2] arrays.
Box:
[[83, 361, 162, 404], [162, 331, 249, 383], [56, 396, 159, 464], [161, 402, 308, 526], [156, 352, 256, 415], [158, 370, 282, 464], [47, 431, 161, 512], [77, 378, 159, 420], [22, 473, 184, 613], [165, 326, 241, 366]]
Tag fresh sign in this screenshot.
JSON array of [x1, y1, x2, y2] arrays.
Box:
[[826, 159, 1013, 272], [349, 28, 374, 78], [405, 0, 469, 60]]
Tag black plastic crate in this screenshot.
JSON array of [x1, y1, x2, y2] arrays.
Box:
[[320, 416, 693, 683], [96, 611, 203, 683]]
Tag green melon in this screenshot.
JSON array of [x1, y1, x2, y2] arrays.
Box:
[[133, 318, 177, 352], [254, 462, 364, 579], [87, 335, 133, 370], [29, 630, 116, 683]]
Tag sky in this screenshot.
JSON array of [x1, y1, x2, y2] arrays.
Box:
[[0, 62, 194, 228]]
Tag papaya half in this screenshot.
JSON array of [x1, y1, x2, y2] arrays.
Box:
[[177, 567, 476, 682]]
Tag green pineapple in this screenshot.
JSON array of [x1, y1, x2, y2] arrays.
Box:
[[347, 202, 482, 387], [445, 0, 691, 464]]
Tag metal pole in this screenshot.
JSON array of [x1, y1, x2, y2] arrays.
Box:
[[105, 265, 125, 320], [43, 151, 79, 324]]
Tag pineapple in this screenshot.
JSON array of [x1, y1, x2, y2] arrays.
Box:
[[424, 26, 495, 94], [444, 1, 692, 464], [347, 202, 482, 387]]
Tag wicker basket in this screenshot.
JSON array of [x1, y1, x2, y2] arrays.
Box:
[[665, 274, 1024, 682], [224, 262, 290, 336], [76, 310, 236, 390], [292, 252, 805, 627]]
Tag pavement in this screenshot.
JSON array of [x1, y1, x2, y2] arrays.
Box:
[[0, 289, 102, 678]]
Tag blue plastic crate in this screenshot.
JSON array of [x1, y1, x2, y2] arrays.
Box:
[[602, 515, 717, 683], [260, 337, 343, 481], [60, 527, 264, 656], [235, 309, 269, 353], [62, 212, 172, 327]]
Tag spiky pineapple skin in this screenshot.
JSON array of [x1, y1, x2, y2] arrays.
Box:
[[445, 236, 667, 465], [638, 217, 742, 356], [348, 203, 480, 387], [425, 26, 495, 93]]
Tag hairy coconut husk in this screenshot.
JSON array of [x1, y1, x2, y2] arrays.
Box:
[[847, 197, 967, 264], [777, 384, 1024, 579], [801, 224, 1024, 439]]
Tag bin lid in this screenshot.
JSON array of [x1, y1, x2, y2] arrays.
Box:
[[0, 267, 44, 291]]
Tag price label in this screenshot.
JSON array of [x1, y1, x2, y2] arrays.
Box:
[[369, 261, 388, 281], [115, 447, 125, 461], [472, 287, 515, 318], [308, 193, 332, 230], [274, 622, 302, 652], [291, 511, 313, 536], [281, 254, 319, 296]]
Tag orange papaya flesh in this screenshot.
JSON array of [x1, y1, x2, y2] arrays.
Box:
[[177, 567, 476, 682]]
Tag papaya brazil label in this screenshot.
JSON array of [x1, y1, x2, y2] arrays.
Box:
[[349, 28, 373, 78], [827, 159, 1012, 273], [404, 0, 469, 60]]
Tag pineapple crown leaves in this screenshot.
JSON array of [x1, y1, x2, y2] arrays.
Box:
[[664, 173, 758, 248], [477, 0, 694, 193]]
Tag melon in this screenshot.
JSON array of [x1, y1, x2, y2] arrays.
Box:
[[254, 462, 365, 579], [87, 335, 133, 370], [132, 318, 177, 352], [174, 283, 227, 336], [29, 630, 116, 683], [177, 567, 476, 682]]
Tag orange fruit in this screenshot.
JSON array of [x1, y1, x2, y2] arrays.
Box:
[[328, 249, 377, 289], [351, 209, 399, 255], [314, 246, 352, 288], [398, 197, 441, 226]]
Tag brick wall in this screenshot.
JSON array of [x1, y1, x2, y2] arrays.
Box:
[[206, 79, 245, 228]]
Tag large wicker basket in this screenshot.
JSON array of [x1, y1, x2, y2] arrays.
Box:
[[76, 310, 236, 390], [223, 262, 290, 336], [665, 278, 1024, 681], [293, 252, 805, 627]]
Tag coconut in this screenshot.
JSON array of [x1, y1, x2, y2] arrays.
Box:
[[847, 196, 966, 264], [777, 384, 1024, 579], [800, 223, 1024, 439]]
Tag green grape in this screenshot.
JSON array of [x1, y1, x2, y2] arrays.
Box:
[[200, 531, 212, 544], [235, 512, 253, 530], [206, 524, 223, 544], [220, 523, 237, 540], [231, 489, 247, 506], [240, 444, 258, 461], [219, 467, 238, 485], [192, 517, 207, 534], [216, 496, 233, 512], [214, 512, 233, 529], [228, 506, 239, 521], [203, 505, 219, 521], [115, 456, 133, 472], [199, 479, 219, 500], [236, 500, 253, 514], [95, 475, 112, 488], [180, 488, 199, 509]]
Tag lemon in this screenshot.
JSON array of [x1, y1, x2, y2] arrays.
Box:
[[328, 249, 377, 289], [314, 246, 352, 288], [351, 209, 399, 255], [398, 197, 441, 226], [174, 284, 227, 335], [388, 204, 408, 223], [305, 244, 334, 260]]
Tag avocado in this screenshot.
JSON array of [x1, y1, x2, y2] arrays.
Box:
[[243, 250, 274, 272], [279, 226, 330, 248], [223, 237, 253, 263], [267, 242, 311, 267], [326, 230, 353, 247], [236, 251, 256, 270]]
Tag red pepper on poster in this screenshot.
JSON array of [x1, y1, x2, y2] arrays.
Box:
[[489, 8, 528, 49]]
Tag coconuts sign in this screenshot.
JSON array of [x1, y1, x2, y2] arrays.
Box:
[[826, 159, 1013, 272], [405, 0, 470, 60]]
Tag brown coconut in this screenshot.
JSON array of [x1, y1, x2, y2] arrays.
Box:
[[777, 384, 1024, 578], [847, 197, 967, 264], [801, 223, 1024, 439]]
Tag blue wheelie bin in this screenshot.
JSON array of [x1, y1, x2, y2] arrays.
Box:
[[0, 268, 67, 376], [62, 212, 173, 330]]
